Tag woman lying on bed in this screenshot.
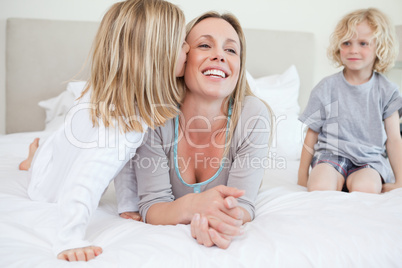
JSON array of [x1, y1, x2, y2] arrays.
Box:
[[116, 11, 273, 249]]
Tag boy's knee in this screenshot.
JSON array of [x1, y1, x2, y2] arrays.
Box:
[[307, 181, 332, 192], [348, 181, 381, 194]]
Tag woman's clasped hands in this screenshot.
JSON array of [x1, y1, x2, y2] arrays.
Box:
[[190, 185, 246, 249]]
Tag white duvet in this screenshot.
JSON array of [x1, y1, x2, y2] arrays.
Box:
[[1, 131, 402, 268]]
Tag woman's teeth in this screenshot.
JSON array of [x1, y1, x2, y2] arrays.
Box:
[[203, 69, 226, 78]]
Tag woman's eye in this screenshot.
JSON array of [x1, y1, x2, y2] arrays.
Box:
[[198, 44, 210, 48], [360, 42, 368, 46], [226, 48, 237, 54], [342, 41, 350, 46]]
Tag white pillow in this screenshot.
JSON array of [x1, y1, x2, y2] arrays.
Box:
[[38, 81, 87, 131], [247, 65, 304, 160], [38, 90, 75, 125], [67, 81, 87, 98], [249, 65, 300, 114], [270, 113, 305, 161]]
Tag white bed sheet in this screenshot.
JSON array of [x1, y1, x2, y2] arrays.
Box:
[[1, 131, 402, 268]]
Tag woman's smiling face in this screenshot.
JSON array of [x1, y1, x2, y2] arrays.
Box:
[[184, 17, 241, 101]]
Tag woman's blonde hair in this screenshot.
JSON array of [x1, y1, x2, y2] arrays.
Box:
[[185, 12, 274, 154], [81, 0, 185, 133], [328, 8, 399, 73]]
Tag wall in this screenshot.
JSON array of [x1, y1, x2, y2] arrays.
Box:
[[1, 0, 401, 134]]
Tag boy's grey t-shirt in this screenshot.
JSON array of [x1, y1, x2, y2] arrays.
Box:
[[299, 71, 402, 181]]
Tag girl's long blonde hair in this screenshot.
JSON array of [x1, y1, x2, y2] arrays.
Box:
[[81, 0, 185, 133], [185, 12, 274, 155], [328, 8, 399, 73]]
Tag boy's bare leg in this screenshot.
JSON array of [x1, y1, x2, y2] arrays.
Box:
[[307, 163, 345, 191], [347, 168, 382, 194], [19, 138, 40, 171]]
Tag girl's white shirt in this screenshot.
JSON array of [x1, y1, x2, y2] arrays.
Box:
[[28, 91, 147, 255]]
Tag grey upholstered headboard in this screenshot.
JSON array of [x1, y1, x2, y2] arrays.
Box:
[[243, 29, 315, 112], [6, 18, 315, 134], [395, 25, 402, 67], [6, 18, 98, 134]]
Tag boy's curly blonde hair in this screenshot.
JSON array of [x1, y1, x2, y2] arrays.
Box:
[[328, 8, 399, 73]]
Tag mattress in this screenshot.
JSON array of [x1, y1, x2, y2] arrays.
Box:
[[1, 131, 402, 267]]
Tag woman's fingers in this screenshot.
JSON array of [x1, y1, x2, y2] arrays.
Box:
[[193, 186, 245, 224], [224, 196, 238, 209], [188, 186, 248, 249], [191, 214, 214, 247], [198, 216, 214, 247], [213, 206, 244, 227], [208, 228, 232, 249], [216, 185, 245, 199], [190, 213, 198, 238], [191, 213, 245, 249], [223, 196, 244, 220], [208, 216, 244, 237]]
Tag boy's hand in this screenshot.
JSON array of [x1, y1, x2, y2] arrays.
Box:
[[382, 183, 402, 193]]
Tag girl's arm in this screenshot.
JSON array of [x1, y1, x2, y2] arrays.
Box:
[[55, 128, 144, 258], [298, 128, 318, 187], [53, 104, 147, 259], [114, 160, 140, 214], [382, 111, 402, 192]]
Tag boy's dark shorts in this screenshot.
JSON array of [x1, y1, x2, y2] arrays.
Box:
[[311, 152, 379, 192]]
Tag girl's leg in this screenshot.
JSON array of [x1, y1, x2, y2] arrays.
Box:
[[307, 163, 345, 191], [19, 138, 40, 170], [346, 168, 382, 194]]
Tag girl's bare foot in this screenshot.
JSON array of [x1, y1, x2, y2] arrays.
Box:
[[19, 138, 40, 171]]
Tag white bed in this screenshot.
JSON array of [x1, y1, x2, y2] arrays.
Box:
[[1, 18, 402, 267]]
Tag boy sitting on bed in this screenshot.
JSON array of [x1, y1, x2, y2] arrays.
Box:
[[298, 8, 402, 193]]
